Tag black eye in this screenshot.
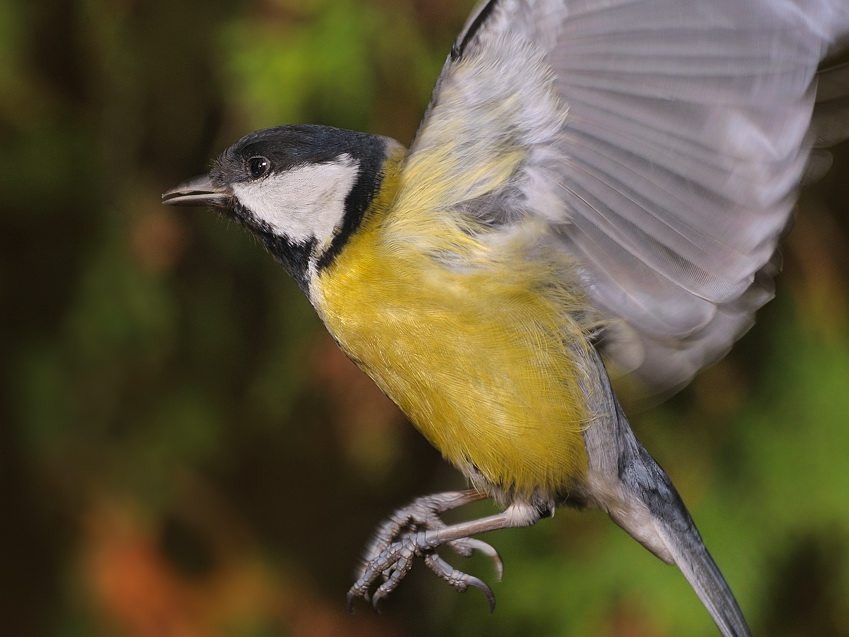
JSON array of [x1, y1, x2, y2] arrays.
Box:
[[248, 156, 270, 179]]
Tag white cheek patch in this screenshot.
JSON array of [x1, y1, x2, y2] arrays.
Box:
[[232, 155, 359, 247]]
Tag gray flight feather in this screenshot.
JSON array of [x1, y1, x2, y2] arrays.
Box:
[[405, 0, 849, 394]]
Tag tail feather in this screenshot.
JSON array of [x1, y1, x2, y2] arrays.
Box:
[[583, 358, 752, 636], [601, 402, 752, 636], [652, 506, 751, 637]]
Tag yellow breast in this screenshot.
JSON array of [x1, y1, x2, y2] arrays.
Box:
[[312, 160, 594, 500]]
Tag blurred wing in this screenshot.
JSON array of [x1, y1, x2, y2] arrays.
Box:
[[398, 0, 849, 393]]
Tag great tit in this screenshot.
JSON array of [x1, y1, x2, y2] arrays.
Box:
[[163, 1, 849, 635]]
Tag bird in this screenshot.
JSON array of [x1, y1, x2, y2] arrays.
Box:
[[162, 1, 849, 635]]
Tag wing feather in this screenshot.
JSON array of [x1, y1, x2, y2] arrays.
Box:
[[399, 0, 849, 392]]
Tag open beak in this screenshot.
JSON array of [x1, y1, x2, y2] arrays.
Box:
[[162, 174, 231, 208]]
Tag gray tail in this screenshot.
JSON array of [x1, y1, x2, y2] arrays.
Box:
[[605, 404, 752, 636], [649, 491, 752, 637], [582, 356, 752, 636]]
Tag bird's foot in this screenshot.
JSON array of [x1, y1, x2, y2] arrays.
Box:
[[347, 489, 503, 612]]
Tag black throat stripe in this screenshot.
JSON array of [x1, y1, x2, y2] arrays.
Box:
[[316, 136, 387, 272]]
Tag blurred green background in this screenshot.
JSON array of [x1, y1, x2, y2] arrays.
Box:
[[2, 0, 848, 635]]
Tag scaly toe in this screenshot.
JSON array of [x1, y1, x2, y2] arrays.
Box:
[[423, 552, 496, 611]]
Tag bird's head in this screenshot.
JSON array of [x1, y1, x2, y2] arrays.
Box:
[[163, 124, 399, 292]]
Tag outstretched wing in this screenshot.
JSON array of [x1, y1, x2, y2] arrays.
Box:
[[397, 0, 849, 393]]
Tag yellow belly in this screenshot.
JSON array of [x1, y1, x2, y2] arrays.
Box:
[[313, 214, 592, 500]]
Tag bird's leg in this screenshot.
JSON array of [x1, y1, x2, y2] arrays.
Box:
[[347, 489, 544, 611]]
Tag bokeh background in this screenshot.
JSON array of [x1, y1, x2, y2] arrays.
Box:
[[2, 0, 849, 635]]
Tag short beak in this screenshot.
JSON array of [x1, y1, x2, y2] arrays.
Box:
[[162, 174, 230, 207]]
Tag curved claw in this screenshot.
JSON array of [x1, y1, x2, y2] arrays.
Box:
[[467, 574, 497, 613], [347, 588, 371, 614], [450, 537, 504, 580], [423, 552, 496, 612], [371, 589, 385, 612]]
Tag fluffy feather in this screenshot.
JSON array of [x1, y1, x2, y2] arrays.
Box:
[[421, 0, 849, 392], [313, 147, 600, 500]]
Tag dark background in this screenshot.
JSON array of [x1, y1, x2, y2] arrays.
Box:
[[2, 0, 848, 635]]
